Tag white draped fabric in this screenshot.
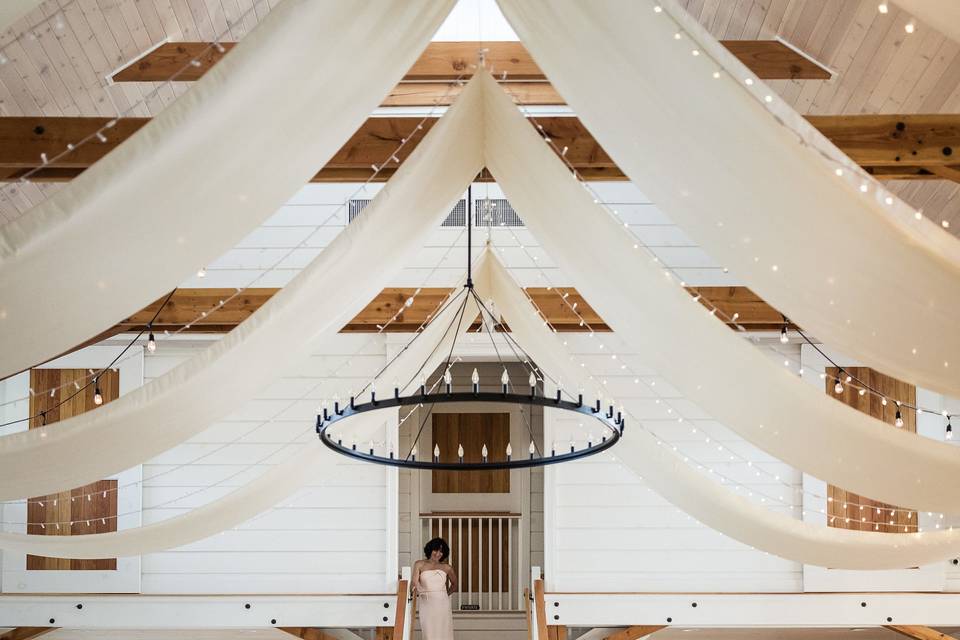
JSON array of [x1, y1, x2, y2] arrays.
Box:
[[476, 70, 960, 514], [481, 252, 960, 569], [0, 0, 41, 31], [496, 0, 960, 399], [0, 0, 456, 380], [0, 74, 485, 501], [895, 0, 960, 43], [0, 260, 487, 558]]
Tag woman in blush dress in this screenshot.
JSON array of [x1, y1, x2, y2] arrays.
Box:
[[412, 537, 458, 640]]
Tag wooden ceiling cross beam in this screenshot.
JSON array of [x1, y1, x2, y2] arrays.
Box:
[[0, 629, 58, 640], [111, 40, 830, 84], [807, 115, 960, 182], [886, 626, 960, 640], [3, 113, 958, 184]]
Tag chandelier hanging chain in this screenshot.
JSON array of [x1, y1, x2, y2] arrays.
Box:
[[317, 185, 624, 470]]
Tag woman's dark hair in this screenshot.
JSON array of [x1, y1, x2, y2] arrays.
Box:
[[424, 537, 450, 562]]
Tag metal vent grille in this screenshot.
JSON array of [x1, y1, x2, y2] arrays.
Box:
[[348, 199, 467, 226], [475, 198, 524, 227]]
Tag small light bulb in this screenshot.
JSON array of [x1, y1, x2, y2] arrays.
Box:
[[878, 2, 888, 13], [443, 368, 452, 385], [947, 421, 953, 440], [881, 397, 888, 406], [506, 443, 513, 457], [411, 444, 418, 458], [780, 326, 789, 343], [94, 385, 103, 405], [434, 444, 440, 459], [529, 441, 536, 455], [418, 373, 426, 390], [481, 444, 488, 458], [895, 409, 904, 428], [501, 369, 510, 385], [471, 368, 480, 384], [457, 444, 464, 458], [904, 21, 915, 34], [197, 267, 206, 278], [146, 331, 157, 352], [529, 372, 537, 388], [834, 378, 843, 394]]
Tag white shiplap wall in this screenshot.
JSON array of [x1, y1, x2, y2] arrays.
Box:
[[543, 335, 804, 592], [137, 334, 396, 594]]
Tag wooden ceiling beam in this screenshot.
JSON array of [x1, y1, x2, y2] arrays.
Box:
[[95, 285, 785, 340], [0, 629, 58, 640], [885, 626, 959, 640], [111, 40, 829, 84], [3, 114, 958, 184]]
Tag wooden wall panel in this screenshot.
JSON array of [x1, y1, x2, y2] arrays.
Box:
[[432, 413, 510, 494], [27, 368, 119, 570], [824, 366, 917, 533]]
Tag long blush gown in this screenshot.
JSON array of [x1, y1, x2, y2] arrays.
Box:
[[418, 568, 454, 639]]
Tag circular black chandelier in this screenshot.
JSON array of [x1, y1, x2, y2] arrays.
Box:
[[315, 188, 624, 470]]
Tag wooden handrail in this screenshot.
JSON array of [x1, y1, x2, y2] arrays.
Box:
[[533, 580, 548, 640], [524, 588, 532, 640], [392, 579, 409, 639]]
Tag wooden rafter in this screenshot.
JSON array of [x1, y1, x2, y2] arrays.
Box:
[[111, 40, 830, 84], [807, 115, 960, 182], [0, 629, 58, 640], [96, 287, 610, 338], [603, 626, 667, 640], [2, 113, 957, 184], [886, 626, 959, 640], [86, 285, 788, 342]]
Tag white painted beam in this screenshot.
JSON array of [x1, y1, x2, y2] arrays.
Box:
[[547, 593, 960, 628], [0, 595, 397, 629]]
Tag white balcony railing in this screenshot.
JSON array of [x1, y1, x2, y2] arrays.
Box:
[[419, 511, 525, 612]]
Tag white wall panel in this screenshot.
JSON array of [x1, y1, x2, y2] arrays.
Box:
[[137, 337, 394, 594]]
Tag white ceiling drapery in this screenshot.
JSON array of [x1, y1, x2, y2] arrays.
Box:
[[0, 73, 485, 501], [496, 0, 960, 399], [477, 69, 960, 514], [0, 256, 488, 558], [481, 239, 960, 570], [0, 0, 456, 380]]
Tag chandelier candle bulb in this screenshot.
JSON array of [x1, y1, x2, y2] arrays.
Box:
[[433, 444, 440, 463], [530, 440, 536, 459], [570, 440, 575, 453], [506, 443, 513, 460], [370, 381, 376, 404], [419, 373, 427, 396], [529, 371, 537, 395], [501, 368, 510, 394], [369, 441, 374, 456], [482, 444, 488, 462], [472, 368, 480, 393], [458, 443, 464, 462], [948, 419, 954, 440], [444, 368, 452, 393], [411, 445, 417, 462]]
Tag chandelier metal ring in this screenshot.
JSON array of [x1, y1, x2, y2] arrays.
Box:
[[316, 389, 624, 470]]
